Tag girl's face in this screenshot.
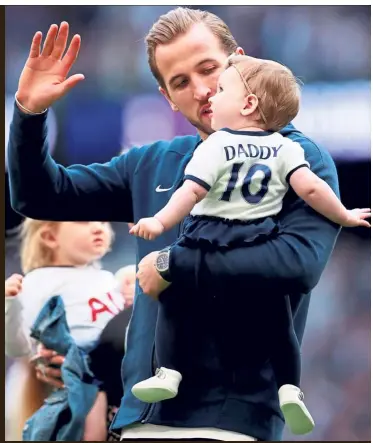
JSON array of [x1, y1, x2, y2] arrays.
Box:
[[43, 222, 112, 267]]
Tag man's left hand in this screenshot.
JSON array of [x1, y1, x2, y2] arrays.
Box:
[[137, 251, 171, 300]]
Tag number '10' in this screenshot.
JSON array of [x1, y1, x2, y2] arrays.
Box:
[[219, 163, 272, 204]]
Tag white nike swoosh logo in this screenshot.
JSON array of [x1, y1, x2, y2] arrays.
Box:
[[156, 185, 173, 192]]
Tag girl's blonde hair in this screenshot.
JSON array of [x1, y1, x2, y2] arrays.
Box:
[[20, 219, 114, 274], [225, 54, 301, 132], [20, 219, 60, 274]]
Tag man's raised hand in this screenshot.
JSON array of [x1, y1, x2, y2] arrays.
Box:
[[16, 22, 85, 114]]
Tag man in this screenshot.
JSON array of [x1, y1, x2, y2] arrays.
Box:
[[8, 7, 340, 441]]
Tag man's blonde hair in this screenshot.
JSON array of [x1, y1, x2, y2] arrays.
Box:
[[145, 7, 238, 88], [226, 55, 301, 132]]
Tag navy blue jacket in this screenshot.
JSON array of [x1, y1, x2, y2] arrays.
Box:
[[8, 105, 340, 441], [23, 295, 99, 441]]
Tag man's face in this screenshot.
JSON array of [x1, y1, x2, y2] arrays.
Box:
[[155, 23, 232, 139]]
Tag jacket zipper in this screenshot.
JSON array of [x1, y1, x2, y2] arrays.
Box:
[[141, 148, 197, 424], [139, 342, 157, 423], [140, 179, 184, 425]]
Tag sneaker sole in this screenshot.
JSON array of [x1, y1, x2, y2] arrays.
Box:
[[281, 402, 315, 435], [131, 386, 177, 403]]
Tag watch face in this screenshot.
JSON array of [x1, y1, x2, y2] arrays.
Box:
[[156, 252, 169, 272]]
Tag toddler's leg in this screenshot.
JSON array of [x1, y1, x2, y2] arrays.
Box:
[[131, 303, 182, 403], [269, 296, 315, 435], [83, 391, 108, 441], [270, 295, 301, 388]]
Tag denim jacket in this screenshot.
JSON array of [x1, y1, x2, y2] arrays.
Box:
[[23, 295, 99, 441]]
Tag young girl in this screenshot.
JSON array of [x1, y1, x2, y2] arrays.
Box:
[[129, 55, 370, 435], [5, 220, 125, 441]]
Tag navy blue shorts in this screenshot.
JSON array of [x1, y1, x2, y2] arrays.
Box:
[[177, 214, 279, 250]]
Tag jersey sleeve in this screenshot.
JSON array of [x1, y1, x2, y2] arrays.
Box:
[[184, 131, 226, 191], [17, 271, 56, 331], [280, 140, 310, 183], [5, 297, 34, 358], [6, 272, 59, 358]]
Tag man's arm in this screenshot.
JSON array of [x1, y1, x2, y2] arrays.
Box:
[[8, 23, 140, 222], [169, 135, 341, 296], [8, 105, 140, 222]]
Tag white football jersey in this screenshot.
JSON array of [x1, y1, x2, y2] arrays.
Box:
[[16, 266, 125, 351], [184, 129, 309, 220]]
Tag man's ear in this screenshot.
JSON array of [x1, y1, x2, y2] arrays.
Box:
[[159, 86, 179, 112], [235, 46, 245, 56]]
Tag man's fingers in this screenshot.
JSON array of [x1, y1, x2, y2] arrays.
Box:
[[41, 24, 59, 56], [50, 355, 65, 366], [33, 349, 65, 366], [61, 34, 81, 74], [43, 366, 62, 379], [58, 73, 85, 95], [36, 371, 64, 389], [29, 31, 42, 59], [51, 21, 69, 60], [38, 347, 58, 360]]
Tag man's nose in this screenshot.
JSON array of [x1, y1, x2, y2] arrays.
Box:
[[193, 79, 212, 101]]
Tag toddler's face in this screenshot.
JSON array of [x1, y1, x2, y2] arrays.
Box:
[[208, 66, 247, 131]]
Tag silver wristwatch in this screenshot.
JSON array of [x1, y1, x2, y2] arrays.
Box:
[[155, 248, 172, 282]]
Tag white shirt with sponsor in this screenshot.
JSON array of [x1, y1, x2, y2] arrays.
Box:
[[184, 129, 309, 220], [5, 265, 124, 358]]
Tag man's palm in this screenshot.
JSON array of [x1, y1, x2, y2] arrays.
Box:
[[17, 22, 84, 113]]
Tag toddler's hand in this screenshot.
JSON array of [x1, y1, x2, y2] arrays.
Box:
[[5, 273, 23, 297], [129, 217, 165, 240], [342, 208, 371, 228]]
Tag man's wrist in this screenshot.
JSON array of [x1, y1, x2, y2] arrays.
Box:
[[15, 93, 48, 115]]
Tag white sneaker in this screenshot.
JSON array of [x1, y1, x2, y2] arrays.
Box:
[[131, 367, 182, 403], [279, 384, 315, 435]]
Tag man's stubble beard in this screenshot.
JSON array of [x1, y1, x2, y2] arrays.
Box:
[[187, 116, 215, 139]]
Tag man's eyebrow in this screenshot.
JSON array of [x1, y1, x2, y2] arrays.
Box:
[[168, 58, 219, 87]]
